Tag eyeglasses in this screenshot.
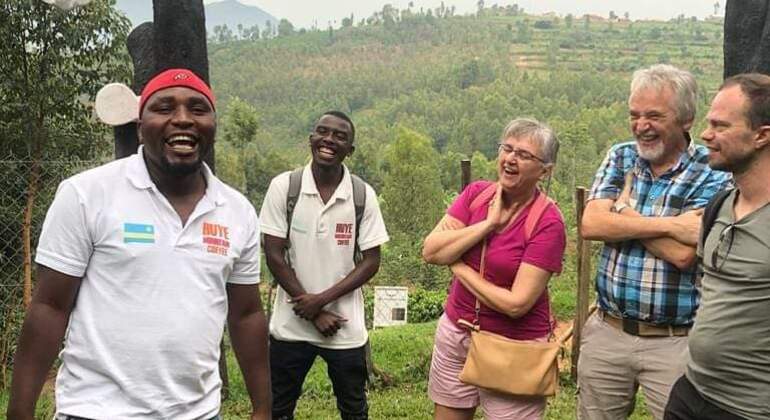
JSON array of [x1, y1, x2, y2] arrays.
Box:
[[709, 223, 735, 272], [497, 143, 546, 163]]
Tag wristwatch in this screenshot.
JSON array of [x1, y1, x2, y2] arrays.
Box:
[[612, 201, 630, 214]]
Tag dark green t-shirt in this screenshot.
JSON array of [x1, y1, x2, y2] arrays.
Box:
[[688, 190, 770, 419]]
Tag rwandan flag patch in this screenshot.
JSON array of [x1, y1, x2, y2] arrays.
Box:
[[124, 223, 155, 244]]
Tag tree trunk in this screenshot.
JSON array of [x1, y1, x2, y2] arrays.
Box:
[[22, 157, 41, 308]]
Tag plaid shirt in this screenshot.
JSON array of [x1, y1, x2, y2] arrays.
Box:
[[589, 140, 732, 326]]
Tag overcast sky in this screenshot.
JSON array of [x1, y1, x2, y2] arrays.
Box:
[[205, 0, 726, 29]]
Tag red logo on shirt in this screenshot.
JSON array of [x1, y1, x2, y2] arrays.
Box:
[[203, 222, 230, 256], [335, 223, 353, 246]]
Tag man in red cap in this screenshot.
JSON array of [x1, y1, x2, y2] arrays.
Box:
[[7, 69, 271, 420]]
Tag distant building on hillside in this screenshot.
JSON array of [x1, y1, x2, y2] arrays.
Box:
[[583, 14, 607, 22]]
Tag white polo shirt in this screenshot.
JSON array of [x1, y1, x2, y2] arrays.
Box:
[[260, 164, 389, 349], [35, 147, 260, 420]]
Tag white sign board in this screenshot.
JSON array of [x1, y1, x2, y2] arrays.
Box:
[[373, 286, 408, 328]]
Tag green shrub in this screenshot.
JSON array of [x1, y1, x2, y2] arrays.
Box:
[[363, 287, 447, 327], [408, 288, 447, 323]]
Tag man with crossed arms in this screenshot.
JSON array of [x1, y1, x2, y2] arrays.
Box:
[[579, 64, 731, 419]]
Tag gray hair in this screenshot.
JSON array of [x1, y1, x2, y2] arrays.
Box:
[[630, 64, 698, 123], [500, 118, 559, 164]]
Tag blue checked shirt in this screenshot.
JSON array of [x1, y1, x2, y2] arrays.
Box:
[[589, 140, 732, 326]]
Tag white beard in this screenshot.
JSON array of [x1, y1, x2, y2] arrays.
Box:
[[636, 140, 666, 163]]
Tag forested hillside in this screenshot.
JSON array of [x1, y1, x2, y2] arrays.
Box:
[[208, 6, 724, 290]]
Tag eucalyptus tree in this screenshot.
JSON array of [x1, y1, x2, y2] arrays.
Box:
[[0, 0, 130, 305]]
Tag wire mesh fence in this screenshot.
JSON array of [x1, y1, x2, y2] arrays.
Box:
[[0, 152, 101, 387]]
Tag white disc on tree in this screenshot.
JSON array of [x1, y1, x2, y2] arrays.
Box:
[[95, 83, 139, 126], [42, 0, 92, 11]]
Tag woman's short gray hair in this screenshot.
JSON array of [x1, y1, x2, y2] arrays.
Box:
[[630, 64, 698, 124], [500, 118, 559, 164]]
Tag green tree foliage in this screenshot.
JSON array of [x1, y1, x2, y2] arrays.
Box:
[[0, 0, 130, 158], [347, 136, 386, 192], [216, 97, 298, 206], [213, 24, 235, 43], [379, 128, 445, 288], [341, 13, 354, 28], [381, 127, 443, 238], [277, 18, 295, 37], [470, 151, 496, 182], [220, 97, 260, 149], [515, 19, 532, 43], [439, 151, 467, 192], [0, 0, 130, 369]]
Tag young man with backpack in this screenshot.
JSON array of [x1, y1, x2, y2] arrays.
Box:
[[259, 111, 389, 420], [664, 73, 770, 420]]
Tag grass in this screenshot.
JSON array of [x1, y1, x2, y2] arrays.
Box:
[[222, 321, 652, 419], [0, 321, 652, 419]]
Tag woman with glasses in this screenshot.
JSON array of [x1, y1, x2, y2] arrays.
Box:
[[422, 118, 566, 420]]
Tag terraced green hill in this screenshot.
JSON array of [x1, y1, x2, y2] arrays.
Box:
[[208, 10, 724, 221]]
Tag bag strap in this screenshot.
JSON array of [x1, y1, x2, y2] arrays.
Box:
[[351, 174, 367, 264], [470, 190, 556, 337], [524, 191, 554, 241], [468, 182, 554, 241], [699, 189, 732, 250], [475, 239, 488, 329], [285, 167, 304, 244], [469, 182, 497, 213], [285, 167, 367, 265]]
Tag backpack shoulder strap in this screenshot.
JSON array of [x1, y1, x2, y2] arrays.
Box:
[[351, 173, 367, 253], [467, 183, 554, 240], [523, 191, 558, 242], [699, 189, 732, 249], [285, 167, 304, 241], [469, 182, 497, 212]]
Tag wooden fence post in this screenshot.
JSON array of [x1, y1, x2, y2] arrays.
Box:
[[571, 187, 591, 381], [461, 159, 471, 192]]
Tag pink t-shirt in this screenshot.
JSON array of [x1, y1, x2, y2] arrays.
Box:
[[444, 181, 566, 340]]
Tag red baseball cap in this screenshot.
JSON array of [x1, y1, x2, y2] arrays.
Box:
[[139, 68, 216, 117]]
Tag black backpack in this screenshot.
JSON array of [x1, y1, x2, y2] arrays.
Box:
[[285, 167, 367, 263], [699, 189, 733, 249]]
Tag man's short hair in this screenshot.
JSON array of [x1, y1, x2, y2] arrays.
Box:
[[630, 64, 698, 124], [319, 110, 355, 142], [500, 117, 559, 165], [720, 73, 770, 130]]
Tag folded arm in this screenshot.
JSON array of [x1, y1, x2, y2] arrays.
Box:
[[422, 214, 492, 265], [620, 206, 697, 270], [583, 197, 699, 237], [450, 261, 551, 319], [583, 168, 701, 270], [581, 198, 674, 241]]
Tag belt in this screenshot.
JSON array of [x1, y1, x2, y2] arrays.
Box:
[[598, 309, 690, 337]]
